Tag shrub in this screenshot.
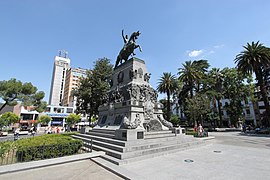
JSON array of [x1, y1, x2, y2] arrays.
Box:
[[15, 133, 83, 162], [0, 141, 14, 158], [170, 115, 180, 127]]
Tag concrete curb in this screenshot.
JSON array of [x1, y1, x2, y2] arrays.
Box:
[[91, 157, 145, 180], [239, 132, 270, 137], [198, 136, 215, 141], [0, 151, 105, 175]]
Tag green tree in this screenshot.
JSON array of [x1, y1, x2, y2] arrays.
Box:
[[222, 68, 254, 126], [207, 68, 224, 126], [157, 72, 178, 121], [159, 99, 168, 119], [66, 113, 81, 131], [74, 58, 113, 119], [170, 114, 180, 126], [0, 112, 20, 129], [186, 93, 211, 125], [178, 60, 209, 98], [38, 115, 52, 125], [177, 60, 210, 124], [235, 41, 270, 126], [0, 78, 47, 112]]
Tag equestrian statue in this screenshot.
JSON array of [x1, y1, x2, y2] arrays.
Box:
[[115, 30, 142, 68]]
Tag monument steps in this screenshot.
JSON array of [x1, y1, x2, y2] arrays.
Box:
[[90, 129, 116, 134], [73, 133, 198, 153], [74, 133, 126, 147], [145, 130, 174, 135], [86, 131, 115, 138], [144, 133, 176, 139], [98, 140, 205, 165], [72, 132, 205, 164], [120, 141, 203, 159]]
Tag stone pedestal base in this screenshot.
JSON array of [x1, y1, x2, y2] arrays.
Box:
[[171, 126, 185, 135], [115, 129, 145, 141], [80, 127, 92, 134]]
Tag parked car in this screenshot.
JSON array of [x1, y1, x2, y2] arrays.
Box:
[[0, 131, 8, 136]]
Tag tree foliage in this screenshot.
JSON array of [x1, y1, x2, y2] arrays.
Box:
[[178, 60, 209, 98], [186, 93, 211, 125], [66, 113, 81, 126], [0, 78, 47, 112], [235, 41, 270, 125], [174, 57, 255, 127], [170, 114, 180, 126], [0, 112, 20, 129], [222, 68, 254, 126], [157, 72, 178, 121], [74, 58, 113, 119], [207, 68, 224, 126], [38, 115, 52, 125]]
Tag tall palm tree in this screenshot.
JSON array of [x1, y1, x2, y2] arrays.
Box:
[[193, 60, 210, 92], [178, 60, 209, 98], [157, 72, 178, 121], [178, 61, 198, 98], [235, 41, 270, 126], [208, 68, 224, 126]]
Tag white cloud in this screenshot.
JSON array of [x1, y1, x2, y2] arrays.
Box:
[[214, 44, 225, 49], [209, 50, 215, 54], [188, 50, 203, 57]]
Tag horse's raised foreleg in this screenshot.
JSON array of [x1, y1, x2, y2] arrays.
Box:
[[137, 45, 142, 52]]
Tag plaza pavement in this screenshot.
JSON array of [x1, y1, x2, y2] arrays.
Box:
[[0, 131, 269, 180]]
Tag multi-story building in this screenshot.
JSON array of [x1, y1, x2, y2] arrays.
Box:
[[220, 99, 256, 126], [63, 67, 87, 107], [0, 104, 39, 130], [49, 50, 70, 106], [254, 66, 270, 125], [172, 97, 257, 127], [42, 105, 74, 127]]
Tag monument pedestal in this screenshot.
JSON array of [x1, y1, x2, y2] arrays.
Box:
[[94, 57, 173, 140], [171, 126, 185, 135], [72, 31, 210, 164], [115, 129, 145, 141]]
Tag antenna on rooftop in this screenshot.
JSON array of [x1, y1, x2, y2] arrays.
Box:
[[58, 50, 62, 57], [64, 50, 68, 58]]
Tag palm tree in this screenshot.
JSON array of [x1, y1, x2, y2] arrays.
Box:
[[178, 60, 209, 98], [157, 72, 178, 121], [235, 41, 270, 126], [208, 68, 224, 126], [178, 61, 198, 98]]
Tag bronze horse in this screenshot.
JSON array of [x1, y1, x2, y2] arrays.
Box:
[[115, 30, 142, 68]]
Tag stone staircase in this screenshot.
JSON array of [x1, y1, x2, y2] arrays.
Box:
[[72, 129, 205, 165]]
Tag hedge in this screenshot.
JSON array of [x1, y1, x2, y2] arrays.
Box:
[[0, 141, 14, 158], [0, 133, 83, 163], [15, 134, 83, 162]]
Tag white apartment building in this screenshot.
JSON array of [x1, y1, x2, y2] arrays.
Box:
[[49, 51, 70, 106], [172, 98, 257, 126]]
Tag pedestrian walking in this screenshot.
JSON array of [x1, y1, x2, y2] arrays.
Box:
[[198, 124, 204, 137]]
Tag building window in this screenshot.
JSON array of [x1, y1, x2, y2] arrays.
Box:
[[54, 108, 64, 113], [246, 109, 250, 115], [45, 107, 51, 112], [66, 108, 73, 113], [21, 114, 34, 120]]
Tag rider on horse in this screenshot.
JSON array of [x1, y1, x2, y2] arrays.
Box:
[[115, 30, 142, 68]]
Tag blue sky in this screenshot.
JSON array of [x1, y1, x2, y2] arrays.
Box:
[[1, 0, 270, 101]]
